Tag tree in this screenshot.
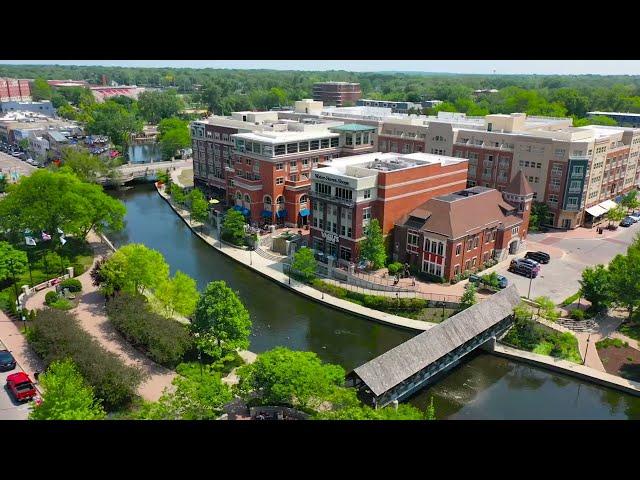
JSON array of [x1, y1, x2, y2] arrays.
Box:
[[135, 368, 231, 420], [291, 247, 316, 281], [86, 100, 143, 150], [192, 280, 252, 357], [155, 271, 199, 318], [99, 244, 170, 296], [189, 188, 209, 227], [607, 205, 626, 227], [608, 249, 640, 319], [529, 202, 551, 231], [138, 89, 185, 124], [621, 190, 639, 213], [31, 78, 53, 101], [579, 264, 612, 312], [29, 359, 106, 420], [158, 118, 190, 160], [18, 138, 30, 151], [235, 347, 344, 411], [481, 271, 500, 289], [0, 241, 28, 302], [0, 175, 7, 194], [170, 186, 187, 205], [533, 295, 559, 321], [359, 219, 386, 269], [222, 209, 246, 246], [460, 283, 477, 311], [58, 147, 107, 183]]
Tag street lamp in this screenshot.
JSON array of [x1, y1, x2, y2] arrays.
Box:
[[582, 333, 591, 366], [527, 274, 534, 299]]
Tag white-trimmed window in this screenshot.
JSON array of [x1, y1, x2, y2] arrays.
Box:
[[276, 177, 284, 185]]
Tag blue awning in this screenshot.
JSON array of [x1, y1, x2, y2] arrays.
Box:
[[261, 210, 273, 218], [299, 209, 310, 217], [241, 207, 250, 216], [233, 205, 243, 212], [276, 209, 287, 218]]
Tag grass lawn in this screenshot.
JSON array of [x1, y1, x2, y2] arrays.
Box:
[[413, 307, 457, 323], [618, 322, 640, 342], [178, 168, 194, 187]]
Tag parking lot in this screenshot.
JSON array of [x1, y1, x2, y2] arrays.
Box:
[[0, 150, 37, 183], [0, 341, 32, 420]]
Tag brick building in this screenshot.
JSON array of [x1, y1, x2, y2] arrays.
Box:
[[313, 82, 361, 107], [393, 172, 533, 281], [0, 78, 31, 101], [309, 152, 468, 265]]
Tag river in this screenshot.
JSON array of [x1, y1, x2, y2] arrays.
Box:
[[107, 184, 640, 419]]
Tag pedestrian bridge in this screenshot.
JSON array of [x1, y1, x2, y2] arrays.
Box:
[[346, 285, 521, 408], [98, 159, 192, 185]]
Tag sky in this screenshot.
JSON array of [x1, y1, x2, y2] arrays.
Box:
[[2, 60, 640, 75]]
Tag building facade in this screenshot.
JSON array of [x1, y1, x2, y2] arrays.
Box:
[[0, 78, 31, 102], [394, 175, 533, 281], [357, 99, 422, 114], [309, 152, 468, 265], [0, 101, 55, 116], [312, 82, 361, 107]]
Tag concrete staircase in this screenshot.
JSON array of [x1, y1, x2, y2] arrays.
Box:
[[556, 317, 599, 333]]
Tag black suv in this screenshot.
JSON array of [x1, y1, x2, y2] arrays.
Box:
[[525, 251, 550, 264], [0, 349, 16, 371]]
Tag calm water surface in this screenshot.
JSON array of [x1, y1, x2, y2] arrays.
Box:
[[107, 184, 640, 419]]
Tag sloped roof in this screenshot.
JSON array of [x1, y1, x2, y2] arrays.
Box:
[[352, 285, 521, 397], [400, 188, 521, 239], [505, 170, 534, 196]]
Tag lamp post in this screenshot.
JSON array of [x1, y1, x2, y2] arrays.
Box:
[[527, 274, 534, 299], [582, 333, 591, 366]]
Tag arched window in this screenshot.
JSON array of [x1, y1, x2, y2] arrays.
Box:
[[276, 196, 285, 209], [299, 194, 308, 204], [263, 195, 272, 205], [244, 194, 251, 204], [236, 191, 242, 200]]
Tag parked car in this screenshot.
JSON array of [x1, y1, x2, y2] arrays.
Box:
[[0, 349, 16, 371], [620, 217, 634, 227], [468, 273, 509, 289], [629, 212, 640, 222], [5, 372, 37, 402], [509, 258, 540, 278], [525, 251, 551, 264]]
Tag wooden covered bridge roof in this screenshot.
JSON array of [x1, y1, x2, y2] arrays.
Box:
[[351, 285, 521, 397]]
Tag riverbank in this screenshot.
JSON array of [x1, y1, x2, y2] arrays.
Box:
[[155, 183, 433, 332]]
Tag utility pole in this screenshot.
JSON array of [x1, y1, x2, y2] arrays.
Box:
[[527, 275, 534, 299]]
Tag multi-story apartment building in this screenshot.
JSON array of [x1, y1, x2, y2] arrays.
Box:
[[357, 99, 422, 114], [587, 112, 640, 128], [394, 176, 533, 281], [309, 152, 468, 264], [312, 82, 361, 107]]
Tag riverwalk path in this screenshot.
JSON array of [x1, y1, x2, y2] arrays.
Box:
[[24, 231, 176, 402]]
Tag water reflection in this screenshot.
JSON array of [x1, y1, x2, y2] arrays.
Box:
[[128, 144, 163, 164]]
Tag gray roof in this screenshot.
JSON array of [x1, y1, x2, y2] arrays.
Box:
[[352, 285, 521, 396]]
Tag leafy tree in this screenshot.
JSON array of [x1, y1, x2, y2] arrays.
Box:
[[621, 190, 639, 213], [359, 219, 386, 269], [481, 271, 500, 289], [608, 248, 640, 319], [529, 202, 551, 231], [29, 359, 106, 420], [18, 138, 30, 151], [58, 147, 107, 183], [192, 280, 252, 357], [99, 244, 170, 296], [189, 188, 209, 227], [134, 367, 231, 420], [171, 186, 187, 205], [235, 347, 344, 411], [573, 116, 618, 127], [0, 241, 28, 301], [32, 78, 53, 101], [291, 247, 317, 281], [86, 100, 143, 150], [607, 204, 627, 226], [533, 296, 559, 321], [579, 264, 612, 312], [138, 89, 185, 124], [159, 122, 190, 160], [460, 283, 477, 310], [155, 271, 199, 318], [222, 209, 246, 245]]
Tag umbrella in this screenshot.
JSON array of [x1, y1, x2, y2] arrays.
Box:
[[209, 199, 220, 204]]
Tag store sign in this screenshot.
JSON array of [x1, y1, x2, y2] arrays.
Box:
[[321, 231, 339, 244]]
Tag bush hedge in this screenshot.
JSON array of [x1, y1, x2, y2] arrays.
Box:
[[60, 278, 82, 292], [45, 291, 59, 305], [569, 309, 585, 320], [387, 262, 403, 275], [27, 308, 143, 410], [105, 292, 194, 368]]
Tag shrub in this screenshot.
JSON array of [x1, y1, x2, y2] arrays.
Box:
[[42, 251, 64, 275], [50, 298, 74, 310], [387, 262, 403, 275], [45, 291, 59, 305], [416, 271, 446, 283], [28, 308, 143, 410], [560, 292, 581, 307], [106, 292, 194, 368], [569, 309, 585, 320], [60, 278, 82, 293]]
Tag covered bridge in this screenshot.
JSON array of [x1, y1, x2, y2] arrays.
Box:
[[346, 285, 521, 407]]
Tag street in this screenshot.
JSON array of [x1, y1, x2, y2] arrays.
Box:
[[0, 151, 36, 183], [0, 341, 33, 420]]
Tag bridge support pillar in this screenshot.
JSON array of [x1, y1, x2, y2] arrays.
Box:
[[480, 336, 497, 352]]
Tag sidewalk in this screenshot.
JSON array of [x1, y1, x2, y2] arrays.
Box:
[[24, 231, 176, 402], [0, 311, 44, 387]]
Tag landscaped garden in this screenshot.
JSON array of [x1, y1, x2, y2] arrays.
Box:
[[596, 338, 640, 382]]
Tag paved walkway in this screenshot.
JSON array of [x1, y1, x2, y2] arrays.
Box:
[[24, 232, 176, 402], [157, 184, 434, 332]]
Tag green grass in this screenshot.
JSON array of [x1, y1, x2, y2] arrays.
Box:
[[596, 338, 629, 350], [532, 341, 554, 356], [560, 292, 581, 307], [49, 298, 75, 310], [619, 322, 640, 342], [503, 319, 582, 363]]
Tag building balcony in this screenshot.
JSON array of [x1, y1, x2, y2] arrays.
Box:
[[310, 190, 354, 207], [233, 178, 263, 191], [568, 187, 582, 194]]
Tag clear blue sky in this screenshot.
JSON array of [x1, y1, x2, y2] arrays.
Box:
[[2, 60, 640, 75]]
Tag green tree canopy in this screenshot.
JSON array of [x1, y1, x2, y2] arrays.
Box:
[[621, 190, 639, 212], [100, 243, 170, 296], [460, 284, 477, 310], [155, 271, 199, 318], [579, 264, 612, 312], [359, 219, 386, 269], [222, 209, 246, 245], [0, 242, 28, 295], [86, 100, 143, 148], [235, 347, 345, 411], [529, 202, 552, 231], [533, 295, 559, 321], [138, 89, 185, 124], [31, 78, 53, 101], [193, 280, 252, 357], [189, 188, 209, 226], [291, 247, 316, 281], [29, 359, 106, 420], [607, 205, 627, 225], [608, 247, 640, 319], [58, 147, 107, 183]]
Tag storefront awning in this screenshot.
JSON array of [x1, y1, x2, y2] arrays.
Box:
[[233, 205, 243, 212], [276, 209, 287, 218], [598, 199, 618, 212], [261, 210, 272, 218], [241, 207, 250, 216], [299, 209, 310, 217], [586, 205, 607, 217]]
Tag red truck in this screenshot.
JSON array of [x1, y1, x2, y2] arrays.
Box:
[[6, 372, 37, 402]]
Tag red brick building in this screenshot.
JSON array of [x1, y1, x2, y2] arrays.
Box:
[[313, 82, 361, 107], [0, 78, 31, 101], [309, 152, 468, 264], [393, 172, 534, 280]]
